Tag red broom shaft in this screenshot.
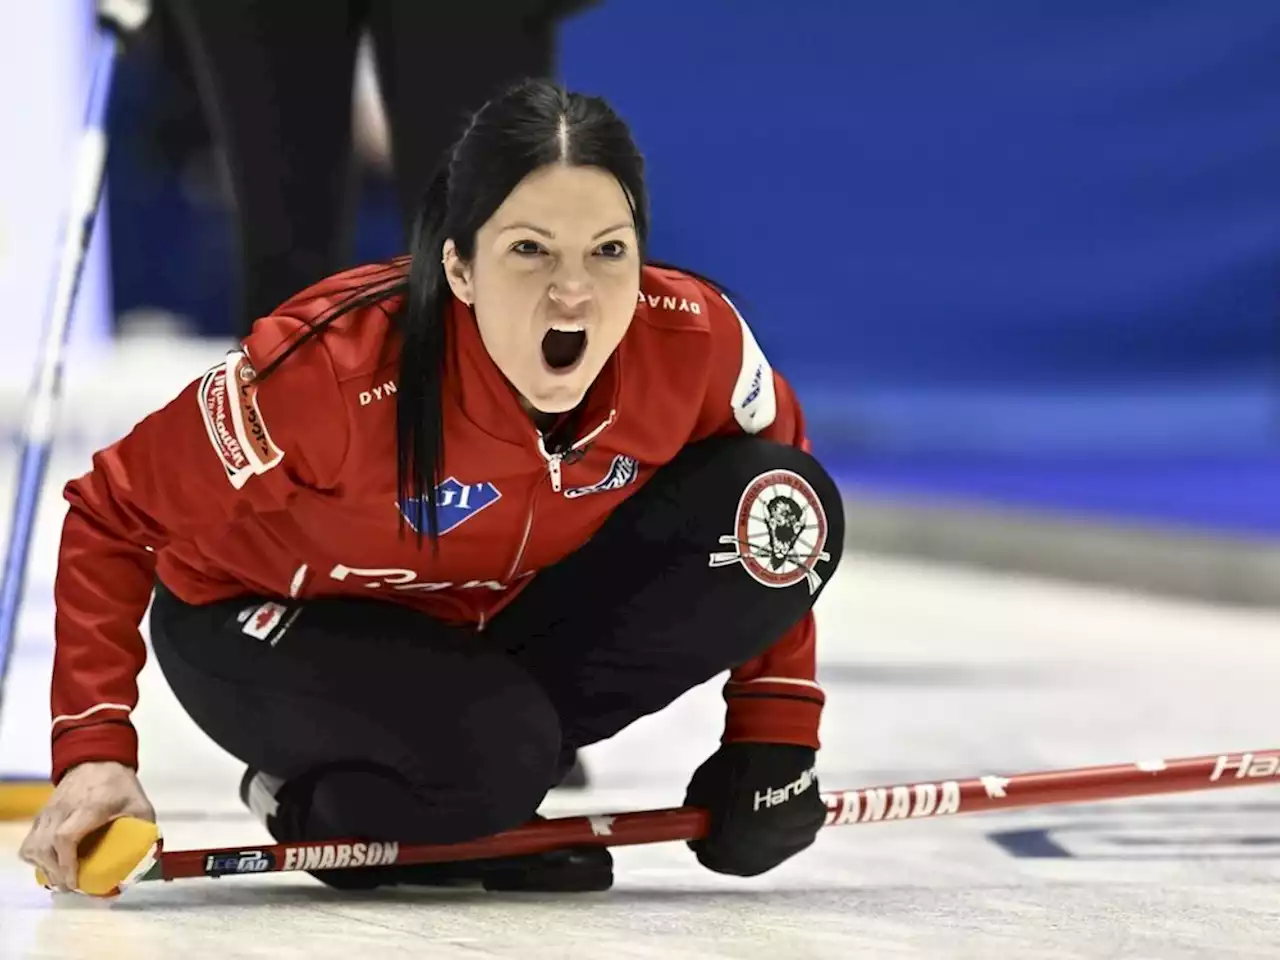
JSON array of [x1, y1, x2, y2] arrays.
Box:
[[152, 747, 1280, 881], [821, 748, 1280, 826], [157, 808, 712, 880]]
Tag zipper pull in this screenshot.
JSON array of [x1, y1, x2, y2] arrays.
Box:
[[536, 432, 565, 492]]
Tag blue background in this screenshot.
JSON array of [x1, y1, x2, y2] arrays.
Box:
[[104, 2, 1280, 532]]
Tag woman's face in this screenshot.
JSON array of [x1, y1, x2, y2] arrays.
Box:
[[444, 164, 641, 416]]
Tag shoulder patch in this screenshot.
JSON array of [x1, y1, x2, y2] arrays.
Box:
[[722, 293, 777, 434], [197, 350, 284, 489]]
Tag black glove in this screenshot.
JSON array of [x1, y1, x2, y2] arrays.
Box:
[[683, 743, 825, 877]]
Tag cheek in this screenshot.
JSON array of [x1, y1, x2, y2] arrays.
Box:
[[472, 297, 527, 360], [473, 276, 542, 332], [600, 280, 641, 337]]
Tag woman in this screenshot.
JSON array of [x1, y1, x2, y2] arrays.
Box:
[[21, 79, 844, 894]]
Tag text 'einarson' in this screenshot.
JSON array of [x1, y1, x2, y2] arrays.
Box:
[[282, 841, 400, 872]]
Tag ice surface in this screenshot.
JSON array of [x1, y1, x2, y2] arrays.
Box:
[[3, 353, 1280, 956], [3, 548, 1280, 958]]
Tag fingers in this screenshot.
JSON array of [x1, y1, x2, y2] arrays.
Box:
[[19, 808, 73, 892], [51, 803, 115, 891], [17, 762, 155, 895], [19, 796, 130, 892]]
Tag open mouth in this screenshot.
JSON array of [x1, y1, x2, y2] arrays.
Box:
[[541, 327, 588, 372]]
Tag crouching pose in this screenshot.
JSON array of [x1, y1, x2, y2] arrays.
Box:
[[21, 79, 844, 893]]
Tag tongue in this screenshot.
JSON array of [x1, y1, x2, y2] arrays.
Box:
[[542, 329, 586, 370]]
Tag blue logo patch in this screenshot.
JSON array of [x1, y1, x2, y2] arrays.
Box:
[[398, 478, 502, 535], [741, 363, 765, 409], [564, 455, 639, 499]]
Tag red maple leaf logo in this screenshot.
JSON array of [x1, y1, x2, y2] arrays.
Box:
[[253, 606, 277, 632]]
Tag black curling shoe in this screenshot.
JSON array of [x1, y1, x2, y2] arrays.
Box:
[[474, 827, 613, 892], [557, 751, 590, 789]]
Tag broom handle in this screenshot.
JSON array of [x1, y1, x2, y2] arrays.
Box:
[[144, 746, 1280, 881]]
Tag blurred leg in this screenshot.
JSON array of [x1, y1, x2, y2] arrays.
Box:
[[366, 1, 557, 232], [161, 0, 364, 332]]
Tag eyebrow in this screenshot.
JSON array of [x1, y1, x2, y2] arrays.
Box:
[[498, 221, 634, 240]]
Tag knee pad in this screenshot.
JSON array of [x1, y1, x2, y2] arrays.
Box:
[[696, 437, 846, 592]]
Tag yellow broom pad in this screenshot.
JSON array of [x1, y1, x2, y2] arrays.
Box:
[[34, 816, 162, 898]]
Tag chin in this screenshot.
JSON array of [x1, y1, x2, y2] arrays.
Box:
[[523, 380, 589, 415]]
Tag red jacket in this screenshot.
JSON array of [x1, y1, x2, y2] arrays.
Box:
[[50, 262, 827, 783]]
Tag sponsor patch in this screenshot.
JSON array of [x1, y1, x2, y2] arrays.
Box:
[[564, 454, 639, 499], [398, 477, 501, 535], [708, 469, 831, 593], [722, 293, 777, 434], [204, 849, 276, 877], [197, 350, 284, 489]]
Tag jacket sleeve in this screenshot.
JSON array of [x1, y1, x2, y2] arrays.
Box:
[[693, 287, 826, 751], [49, 318, 347, 783]]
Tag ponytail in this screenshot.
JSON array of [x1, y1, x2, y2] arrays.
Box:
[[396, 164, 454, 547]]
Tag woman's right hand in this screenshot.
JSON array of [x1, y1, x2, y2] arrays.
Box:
[[17, 760, 156, 893]]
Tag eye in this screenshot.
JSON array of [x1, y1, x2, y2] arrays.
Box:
[[595, 240, 628, 259], [510, 240, 547, 257]]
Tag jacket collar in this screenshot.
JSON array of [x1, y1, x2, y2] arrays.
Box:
[[447, 296, 622, 451]]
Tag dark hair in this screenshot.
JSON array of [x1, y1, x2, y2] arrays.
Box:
[[257, 78, 650, 546]]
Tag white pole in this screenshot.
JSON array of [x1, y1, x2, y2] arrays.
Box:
[[0, 0, 112, 390]]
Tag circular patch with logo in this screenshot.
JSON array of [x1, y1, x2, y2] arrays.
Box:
[[709, 469, 832, 593]]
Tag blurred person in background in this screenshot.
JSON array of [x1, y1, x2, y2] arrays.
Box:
[[157, 0, 596, 786], [159, 0, 595, 336]]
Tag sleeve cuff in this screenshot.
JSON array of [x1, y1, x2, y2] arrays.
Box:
[[722, 692, 823, 749], [51, 722, 139, 785]]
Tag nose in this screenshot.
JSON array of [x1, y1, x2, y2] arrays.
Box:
[[549, 278, 592, 311]]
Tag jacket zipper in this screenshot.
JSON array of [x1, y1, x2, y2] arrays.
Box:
[[535, 408, 618, 493], [487, 409, 619, 628]]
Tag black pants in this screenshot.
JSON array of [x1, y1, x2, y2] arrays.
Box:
[[161, 0, 569, 333], [150, 437, 845, 845]]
